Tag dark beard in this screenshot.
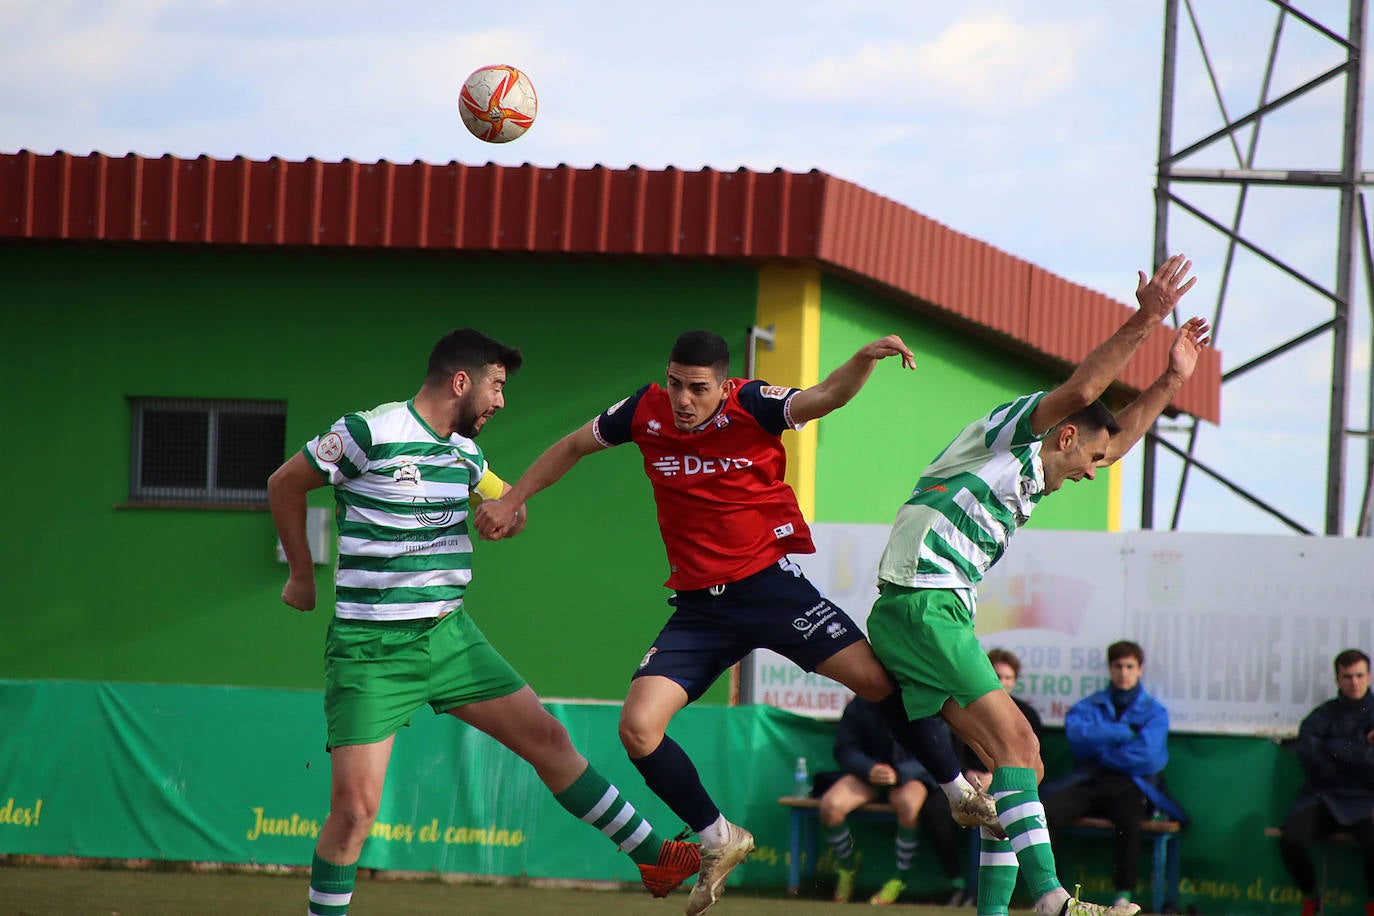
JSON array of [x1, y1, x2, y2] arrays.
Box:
[[455, 401, 483, 439]]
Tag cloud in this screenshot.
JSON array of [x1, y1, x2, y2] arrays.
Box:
[[765, 13, 1094, 112]]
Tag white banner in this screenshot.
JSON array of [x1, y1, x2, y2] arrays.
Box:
[[741, 525, 1374, 736]]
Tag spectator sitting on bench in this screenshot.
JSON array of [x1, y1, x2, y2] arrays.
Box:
[[1041, 640, 1188, 908], [1279, 647, 1374, 916], [817, 695, 966, 906]]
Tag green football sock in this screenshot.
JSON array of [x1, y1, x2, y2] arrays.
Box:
[[554, 763, 663, 865], [308, 852, 357, 916], [893, 824, 917, 875], [990, 766, 1061, 899], [826, 825, 856, 869], [976, 828, 1017, 916]]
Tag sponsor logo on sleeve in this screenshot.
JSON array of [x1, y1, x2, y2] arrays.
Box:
[[606, 397, 629, 416], [760, 385, 789, 399], [315, 432, 344, 464]]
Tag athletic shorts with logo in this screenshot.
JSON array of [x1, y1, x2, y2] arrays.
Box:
[[323, 609, 526, 748], [866, 584, 1002, 720], [634, 557, 866, 701]]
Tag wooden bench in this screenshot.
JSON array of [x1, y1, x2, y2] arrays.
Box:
[[1264, 826, 1359, 894], [779, 796, 1181, 912]]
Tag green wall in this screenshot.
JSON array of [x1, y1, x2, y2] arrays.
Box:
[[813, 275, 1109, 530], [0, 242, 754, 700]]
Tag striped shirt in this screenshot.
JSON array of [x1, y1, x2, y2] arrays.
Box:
[[302, 400, 494, 621], [876, 393, 1047, 608]]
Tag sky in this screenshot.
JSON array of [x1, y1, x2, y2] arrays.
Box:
[[4, 0, 1372, 537]]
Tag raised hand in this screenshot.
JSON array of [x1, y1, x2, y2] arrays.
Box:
[[1168, 316, 1211, 381], [857, 334, 916, 370], [1136, 254, 1197, 322]]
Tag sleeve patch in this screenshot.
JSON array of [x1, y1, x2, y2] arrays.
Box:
[[760, 385, 789, 399], [315, 432, 344, 464]]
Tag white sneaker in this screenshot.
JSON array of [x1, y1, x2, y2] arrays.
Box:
[[1063, 887, 1141, 916], [950, 786, 1007, 840], [685, 821, 754, 916]]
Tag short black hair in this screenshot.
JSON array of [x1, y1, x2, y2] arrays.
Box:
[[1334, 648, 1370, 674], [1062, 400, 1122, 436], [669, 330, 730, 380], [1108, 640, 1144, 666], [426, 328, 522, 385]]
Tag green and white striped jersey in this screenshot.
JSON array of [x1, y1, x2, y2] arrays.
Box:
[[303, 400, 489, 621], [876, 393, 1047, 605]]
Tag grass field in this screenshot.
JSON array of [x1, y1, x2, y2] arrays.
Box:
[[0, 864, 988, 916]]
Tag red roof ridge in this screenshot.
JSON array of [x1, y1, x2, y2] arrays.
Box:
[[1, 150, 1218, 421]]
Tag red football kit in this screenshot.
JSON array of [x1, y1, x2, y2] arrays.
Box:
[[592, 379, 815, 590]]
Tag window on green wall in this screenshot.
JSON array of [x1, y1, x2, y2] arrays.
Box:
[[128, 398, 286, 507]]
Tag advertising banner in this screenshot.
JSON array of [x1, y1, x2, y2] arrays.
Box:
[[744, 526, 1374, 735]]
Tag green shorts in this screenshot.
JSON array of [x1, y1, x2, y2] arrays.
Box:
[[866, 584, 1002, 719], [323, 609, 526, 749]]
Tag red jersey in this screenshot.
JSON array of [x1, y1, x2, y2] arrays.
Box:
[[592, 379, 814, 590]]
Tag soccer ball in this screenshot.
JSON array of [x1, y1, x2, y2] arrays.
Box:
[[459, 65, 538, 143]]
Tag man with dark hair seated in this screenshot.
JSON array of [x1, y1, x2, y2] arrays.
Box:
[[1041, 640, 1188, 909], [1279, 648, 1374, 916]]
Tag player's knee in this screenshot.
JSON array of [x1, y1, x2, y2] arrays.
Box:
[[817, 793, 848, 825], [617, 712, 665, 758], [327, 804, 377, 844]]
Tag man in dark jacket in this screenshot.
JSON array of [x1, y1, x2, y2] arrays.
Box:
[[1041, 641, 1188, 908], [818, 696, 966, 905], [1279, 648, 1374, 916]]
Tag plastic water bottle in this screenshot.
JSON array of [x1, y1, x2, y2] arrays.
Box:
[[793, 756, 810, 798]]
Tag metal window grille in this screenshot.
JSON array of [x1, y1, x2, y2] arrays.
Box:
[[130, 398, 286, 505]]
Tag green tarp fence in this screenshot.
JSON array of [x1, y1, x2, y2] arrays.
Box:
[[0, 680, 1365, 913]]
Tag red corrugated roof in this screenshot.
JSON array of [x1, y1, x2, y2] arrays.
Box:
[[1, 150, 1219, 421]]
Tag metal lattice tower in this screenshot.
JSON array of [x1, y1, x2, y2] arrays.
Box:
[[1146, 0, 1374, 536]]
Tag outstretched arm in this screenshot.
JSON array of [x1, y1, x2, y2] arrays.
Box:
[[473, 420, 606, 540], [786, 334, 916, 425], [1103, 316, 1211, 464], [1030, 254, 1197, 436]]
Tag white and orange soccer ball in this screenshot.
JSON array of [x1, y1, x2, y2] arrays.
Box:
[[459, 65, 538, 143]]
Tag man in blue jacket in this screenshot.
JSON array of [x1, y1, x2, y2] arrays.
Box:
[[1041, 641, 1187, 908], [1279, 648, 1374, 916]]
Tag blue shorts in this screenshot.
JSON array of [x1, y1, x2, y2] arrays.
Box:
[[632, 557, 866, 701]]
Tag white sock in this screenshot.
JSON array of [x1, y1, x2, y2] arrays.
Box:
[[697, 814, 730, 848], [938, 772, 976, 801]]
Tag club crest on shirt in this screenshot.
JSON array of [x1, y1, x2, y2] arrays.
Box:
[[760, 385, 789, 399], [393, 463, 422, 485], [713, 413, 731, 429]]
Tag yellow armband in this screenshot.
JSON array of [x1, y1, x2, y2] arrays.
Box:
[[471, 469, 507, 504]]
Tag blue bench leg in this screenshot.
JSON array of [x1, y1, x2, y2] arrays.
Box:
[[1151, 835, 1166, 913], [788, 809, 802, 894], [1165, 834, 1180, 911]]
